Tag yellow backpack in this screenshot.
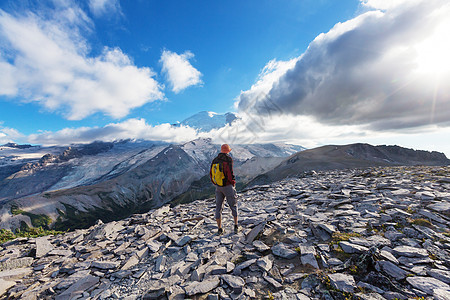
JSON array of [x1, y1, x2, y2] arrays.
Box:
[[210, 160, 226, 186]]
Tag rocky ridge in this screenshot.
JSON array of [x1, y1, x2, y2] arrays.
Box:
[[1, 166, 450, 299]]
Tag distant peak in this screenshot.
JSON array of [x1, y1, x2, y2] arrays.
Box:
[[1, 142, 33, 149]]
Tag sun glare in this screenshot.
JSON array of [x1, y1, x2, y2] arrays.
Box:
[[415, 19, 450, 77]]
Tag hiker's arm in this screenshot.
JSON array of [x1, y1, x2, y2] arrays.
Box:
[[230, 159, 236, 186]]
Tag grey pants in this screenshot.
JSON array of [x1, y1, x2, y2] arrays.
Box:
[[215, 185, 238, 219]]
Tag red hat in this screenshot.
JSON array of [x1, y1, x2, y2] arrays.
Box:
[[221, 144, 232, 153]]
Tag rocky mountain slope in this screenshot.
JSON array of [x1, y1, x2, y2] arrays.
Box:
[[0, 139, 303, 231], [249, 143, 450, 186], [1, 166, 449, 299]]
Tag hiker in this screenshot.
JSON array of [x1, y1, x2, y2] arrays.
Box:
[[210, 144, 239, 234]]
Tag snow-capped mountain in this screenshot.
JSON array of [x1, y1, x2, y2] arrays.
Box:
[[177, 111, 238, 132], [0, 138, 303, 231]]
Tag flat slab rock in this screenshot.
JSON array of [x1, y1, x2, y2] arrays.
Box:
[[35, 236, 53, 258], [406, 276, 450, 295], [376, 261, 408, 280], [328, 273, 356, 293], [184, 277, 220, 296], [55, 275, 99, 300], [271, 243, 297, 259], [339, 241, 369, 254], [392, 246, 429, 257], [0, 279, 15, 297]]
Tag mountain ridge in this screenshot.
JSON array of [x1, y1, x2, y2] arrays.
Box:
[[248, 143, 450, 187]]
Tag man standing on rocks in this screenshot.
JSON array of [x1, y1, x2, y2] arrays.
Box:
[[210, 144, 239, 235]]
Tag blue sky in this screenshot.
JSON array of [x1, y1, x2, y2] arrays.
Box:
[[1, 0, 450, 156]]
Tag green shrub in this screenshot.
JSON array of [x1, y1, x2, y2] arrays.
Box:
[[0, 227, 64, 244]]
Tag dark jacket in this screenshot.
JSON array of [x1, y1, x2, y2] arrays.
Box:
[[210, 153, 236, 186]]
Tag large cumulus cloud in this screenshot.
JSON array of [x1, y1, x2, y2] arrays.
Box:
[[237, 0, 450, 131], [0, 4, 163, 120]]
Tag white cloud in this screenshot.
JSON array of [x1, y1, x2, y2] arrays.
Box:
[[88, 0, 122, 17], [27, 118, 199, 146], [236, 58, 299, 112], [160, 50, 203, 93], [0, 126, 23, 144], [5, 113, 450, 158], [0, 6, 164, 120], [237, 0, 450, 131]]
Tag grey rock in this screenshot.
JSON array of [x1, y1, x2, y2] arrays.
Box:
[[175, 235, 195, 247], [257, 255, 273, 272], [233, 259, 256, 275], [0, 257, 34, 271], [375, 261, 409, 280], [339, 241, 368, 254], [398, 256, 433, 265], [0, 267, 33, 281], [272, 243, 297, 259], [410, 266, 427, 276], [427, 201, 450, 212], [185, 252, 198, 262], [434, 288, 450, 300], [226, 261, 235, 273], [427, 269, 450, 284], [350, 235, 391, 247], [207, 265, 227, 275], [406, 276, 450, 295], [147, 240, 162, 253], [92, 261, 120, 270], [327, 258, 343, 266], [301, 274, 320, 289], [285, 273, 307, 284], [418, 209, 447, 224], [354, 293, 386, 300], [86, 221, 124, 240], [48, 249, 73, 256], [263, 275, 282, 289], [191, 266, 205, 282], [383, 291, 407, 300], [299, 245, 316, 256], [0, 279, 14, 297], [253, 240, 270, 252], [56, 270, 91, 290], [221, 274, 245, 293], [246, 221, 266, 244], [207, 294, 219, 300], [184, 276, 220, 296], [155, 255, 166, 272], [175, 262, 193, 277], [384, 230, 404, 241], [357, 281, 385, 294], [328, 273, 356, 293], [55, 275, 99, 300], [380, 250, 399, 264], [121, 255, 139, 270], [153, 205, 170, 217], [301, 254, 319, 269], [392, 246, 428, 258], [35, 236, 53, 258], [317, 223, 336, 234], [317, 244, 330, 252]]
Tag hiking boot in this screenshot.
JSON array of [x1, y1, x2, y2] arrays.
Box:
[[217, 228, 224, 235], [234, 224, 239, 233]]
